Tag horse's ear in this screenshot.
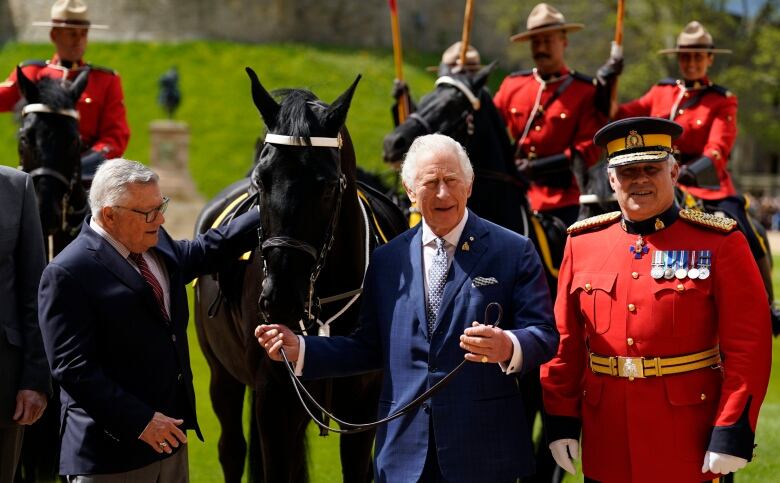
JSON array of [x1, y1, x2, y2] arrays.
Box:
[[69, 68, 89, 103], [472, 61, 498, 91], [324, 74, 361, 134], [16, 66, 39, 103], [246, 67, 279, 128]]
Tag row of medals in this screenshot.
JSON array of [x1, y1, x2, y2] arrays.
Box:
[[650, 249, 711, 280]]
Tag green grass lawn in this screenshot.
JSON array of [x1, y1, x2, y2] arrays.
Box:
[[2, 40, 778, 481]]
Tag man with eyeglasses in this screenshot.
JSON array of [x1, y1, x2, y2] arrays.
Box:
[[37, 158, 260, 481], [540, 117, 771, 482]]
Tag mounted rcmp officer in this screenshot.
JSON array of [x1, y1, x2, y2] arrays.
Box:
[[611, 20, 777, 335], [540, 117, 771, 482], [493, 3, 607, 227], [0, 0, 130, 184]]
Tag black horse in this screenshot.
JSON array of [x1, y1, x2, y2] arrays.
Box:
[[13, 67, 90, 483], [16, 67, 89, 261], [193, 68, 406, 482], [382, 65, 567, 483]]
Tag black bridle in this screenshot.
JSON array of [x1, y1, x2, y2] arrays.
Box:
[[21, 103, 86, 237], [256, 133, 348, 333]]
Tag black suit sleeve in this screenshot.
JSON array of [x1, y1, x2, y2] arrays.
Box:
[[18, 173, 50, 396]]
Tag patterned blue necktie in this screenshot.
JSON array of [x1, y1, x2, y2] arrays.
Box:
[[426, 237, 449, 333]]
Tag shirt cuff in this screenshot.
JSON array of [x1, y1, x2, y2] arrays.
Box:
[[293, 335, 306, 376], [499, 330, 523, 374]]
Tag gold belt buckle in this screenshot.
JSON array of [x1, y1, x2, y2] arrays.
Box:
[[617, 356, 645, 380]]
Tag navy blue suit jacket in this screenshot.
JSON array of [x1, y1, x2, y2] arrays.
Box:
[[304, 211, 558, 482], [38, 210, 260, 475]]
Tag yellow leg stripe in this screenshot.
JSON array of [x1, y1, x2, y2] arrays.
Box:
[[530, 215, 559, 278]]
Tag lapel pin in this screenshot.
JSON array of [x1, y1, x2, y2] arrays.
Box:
[[462, 241, 470, 251]]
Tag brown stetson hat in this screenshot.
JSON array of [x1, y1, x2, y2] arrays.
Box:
[[426, 42, 484, 73], [657, 21, 731, 55], [32, 0, 108, 30], [510, 3, 584, 42]]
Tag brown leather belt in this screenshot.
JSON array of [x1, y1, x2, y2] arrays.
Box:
[[588, 346, 721, 381]]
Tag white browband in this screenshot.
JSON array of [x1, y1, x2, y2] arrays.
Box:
[[22, 103, 80, 120], [435, 76, 481, 111], [264, 133, 342, 149]]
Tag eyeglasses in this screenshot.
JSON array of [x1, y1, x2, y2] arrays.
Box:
[[114, 196, 170, 223]]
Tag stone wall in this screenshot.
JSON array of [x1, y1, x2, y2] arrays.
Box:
[[4, 0, 531, 68]]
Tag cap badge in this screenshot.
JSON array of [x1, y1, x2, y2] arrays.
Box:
[[626, 130, 643, 148]]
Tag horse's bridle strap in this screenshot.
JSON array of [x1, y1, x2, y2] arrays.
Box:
[[22, 103, 80, 120], [435, 76, 481, 111], [264, 133, 342, 149], [262, 236, 318, 260]]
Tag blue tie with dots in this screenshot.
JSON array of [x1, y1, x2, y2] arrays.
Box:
[[426, 237, 448, 333]]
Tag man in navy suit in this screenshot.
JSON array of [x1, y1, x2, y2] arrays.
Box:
[[256, 134, 558, 482], [38, 158, 260, 480]]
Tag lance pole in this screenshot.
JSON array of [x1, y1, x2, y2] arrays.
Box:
[[388, 0, 409, 122], [609, 0, 625, 119], [458, 0, 475, 70]]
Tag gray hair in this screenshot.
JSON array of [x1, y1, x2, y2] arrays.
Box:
[[401, 134, 474, 188], [89, 158, 159, 221]]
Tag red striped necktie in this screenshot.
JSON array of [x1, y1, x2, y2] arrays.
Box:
[[128, 252, 169, 321]]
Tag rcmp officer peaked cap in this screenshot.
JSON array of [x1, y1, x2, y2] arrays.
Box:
[[33, 0, 108, 29], [427, 42, 483, 72], [594, 117, 683, 167], [510, 3, 584, 42]]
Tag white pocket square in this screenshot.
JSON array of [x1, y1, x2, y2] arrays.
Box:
[[472, 276, 498, 288]]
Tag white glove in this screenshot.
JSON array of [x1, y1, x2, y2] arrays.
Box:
[[701, 451, 748, 475], [549, 438, 579, 475]]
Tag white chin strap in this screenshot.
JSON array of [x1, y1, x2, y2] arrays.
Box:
[[264, 133, 342, 149], [435, 76, 481, 111], [22, 103, 80, 120]]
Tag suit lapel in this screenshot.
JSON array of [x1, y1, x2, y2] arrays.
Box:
[[434, 212, 488, 331], [84, 222, 168, 321], [408, 227, 429, 333]]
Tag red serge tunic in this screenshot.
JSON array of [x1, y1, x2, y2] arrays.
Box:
[[541, 209, 771, 483]]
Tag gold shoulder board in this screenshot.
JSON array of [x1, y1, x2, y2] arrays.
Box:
[[567, 211, 622, 235], [678, 209, 737, 233]]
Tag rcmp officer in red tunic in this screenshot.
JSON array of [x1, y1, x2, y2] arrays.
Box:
[[540, 117, 771, 483], [613, 22, 775, 315], [493, 3, 607, 226], [0, 0, 130, 183]]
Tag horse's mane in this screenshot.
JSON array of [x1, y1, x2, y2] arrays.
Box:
[[272, 88, 321, 138], [36, 77, 76, 110]]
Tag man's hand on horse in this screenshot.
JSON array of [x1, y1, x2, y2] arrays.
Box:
[[459, 321, 513, 364], [138, 411, 187, 454], [255, 324, 300, 362]]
